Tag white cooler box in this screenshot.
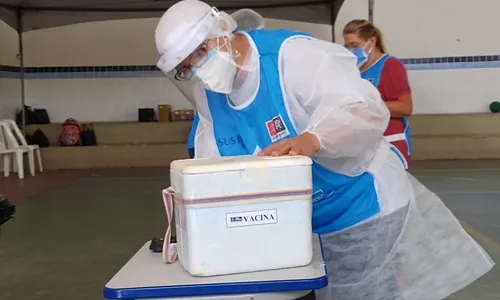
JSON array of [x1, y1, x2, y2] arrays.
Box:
[[169, 155, 314, 277]]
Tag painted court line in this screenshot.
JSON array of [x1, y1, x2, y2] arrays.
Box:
[[460, 221, 500, 253]]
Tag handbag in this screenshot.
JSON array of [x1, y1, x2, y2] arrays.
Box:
[[34, 109, 51, 124], [138, 108, 157, 122], [82, 123, 97, 146]]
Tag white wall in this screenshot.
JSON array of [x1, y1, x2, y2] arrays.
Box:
[[372, 0, 500, 114], [2, 0, 500, 122], [19, 17, 334, 122], [16, 17, 335, 122], [22, 18, 187, 122], [0, 19, 20, 121], [334, 0, 369, 41], [0, 20, 18, 66], [375, 0, 500, 57]]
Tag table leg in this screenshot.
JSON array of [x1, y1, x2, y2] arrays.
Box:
[[296, 291, 316, 300], [140, 290, 315, 300]]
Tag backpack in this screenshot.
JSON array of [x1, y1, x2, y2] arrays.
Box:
[[58, 118, 82, 146]]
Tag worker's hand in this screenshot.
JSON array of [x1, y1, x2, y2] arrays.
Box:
[[258, 132, 320, 157]]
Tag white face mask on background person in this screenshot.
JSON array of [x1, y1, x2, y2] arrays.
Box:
[[194, 48, 237, 94]]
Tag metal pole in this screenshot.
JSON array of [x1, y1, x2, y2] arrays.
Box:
[[368, 0, 374, 22], [16, 10, 26, 135], [330, 0, 336, 42]]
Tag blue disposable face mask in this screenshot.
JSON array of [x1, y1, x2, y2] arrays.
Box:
[[350, 43, 374, 68]]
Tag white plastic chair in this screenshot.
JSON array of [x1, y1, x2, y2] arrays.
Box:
[[0, 120, 43, 178], [0, 124, 29, 179]]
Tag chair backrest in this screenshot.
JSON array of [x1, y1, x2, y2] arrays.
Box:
[[0, 119, 27, 147], [0, 124, 9, 151], [0, 121, 21, 149]]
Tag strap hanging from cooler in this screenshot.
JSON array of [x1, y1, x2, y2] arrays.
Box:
[[162, 187, 178, 263], [160, 187, 315, 263]]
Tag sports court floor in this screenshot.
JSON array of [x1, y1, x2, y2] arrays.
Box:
[[0, 161, 499, 300]]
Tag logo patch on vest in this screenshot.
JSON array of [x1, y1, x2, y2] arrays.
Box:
[[265, 114, 290, 142]]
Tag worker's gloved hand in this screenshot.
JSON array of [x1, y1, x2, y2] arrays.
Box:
[[258, 132, 320, 157]]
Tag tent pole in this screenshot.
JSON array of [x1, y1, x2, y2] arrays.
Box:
[[16, 9, 26, 135], [330, 0, 336, 42], [368, 0, 374, 22]]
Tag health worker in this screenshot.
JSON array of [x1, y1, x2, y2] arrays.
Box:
[[185, 8, 264, 160], [344, 19, 413, 170], [155, 1, 494, 299]]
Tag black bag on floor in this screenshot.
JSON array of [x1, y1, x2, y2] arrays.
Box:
[[25, 133, 37, 145], [0, 196, 15, 227], [138, 108, 157, 122], [34, 109, 51, 124], [82, 124, 97, 146], [32, 128, 50, 147]]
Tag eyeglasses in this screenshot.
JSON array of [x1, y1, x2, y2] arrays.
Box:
[[174, 42, 210, 81]]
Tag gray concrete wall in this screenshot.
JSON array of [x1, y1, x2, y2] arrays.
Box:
[[26, 121, 192, 145], [26, 113, 500, 170], [410, 114, 500, 160]]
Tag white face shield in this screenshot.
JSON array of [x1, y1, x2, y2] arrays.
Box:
[[155, 1, 262, 100], [232, 9, 266, 31], [155, 3, 221, 75]]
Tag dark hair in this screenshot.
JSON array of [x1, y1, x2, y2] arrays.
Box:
[[343, 19, 387, 53]]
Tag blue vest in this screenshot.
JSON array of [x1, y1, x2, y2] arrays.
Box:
[[200, 29, 380, 234], [187, 111, 199, 150], [361, 54, 412, 155]]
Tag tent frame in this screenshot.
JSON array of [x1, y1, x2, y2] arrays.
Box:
[[16, 10, 26, 131], [1, 1, 332, 12], [4, 0, 369, 132]]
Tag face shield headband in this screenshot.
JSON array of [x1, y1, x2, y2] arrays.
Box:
[[157, 7, 220, 74]]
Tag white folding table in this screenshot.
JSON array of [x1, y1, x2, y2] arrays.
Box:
[[103, 234, 327, 300]]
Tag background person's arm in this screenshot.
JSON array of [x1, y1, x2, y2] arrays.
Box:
[[385, 94, 412, 118], [378, 57, 413, 118]]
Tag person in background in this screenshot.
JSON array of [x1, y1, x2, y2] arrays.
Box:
[[187, 112, 199, 158], [343, 19, 413, 170], [155, 1, 494, 299]]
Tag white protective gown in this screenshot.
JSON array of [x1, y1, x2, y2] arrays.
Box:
[[191, 35, 495, 299]]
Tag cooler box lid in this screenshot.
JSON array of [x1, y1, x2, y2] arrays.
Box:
[[171, 155, 312, 174]]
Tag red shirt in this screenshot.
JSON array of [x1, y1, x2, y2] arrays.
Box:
[[377, 57, 412, 169], [377, 57, 411, 136]]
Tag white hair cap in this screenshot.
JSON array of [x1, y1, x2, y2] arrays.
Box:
[[155, 0, 237, 73], [231, 9, 266, 31]]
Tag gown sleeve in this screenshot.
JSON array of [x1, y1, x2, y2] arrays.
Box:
[[281, 38, 390, 175]]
